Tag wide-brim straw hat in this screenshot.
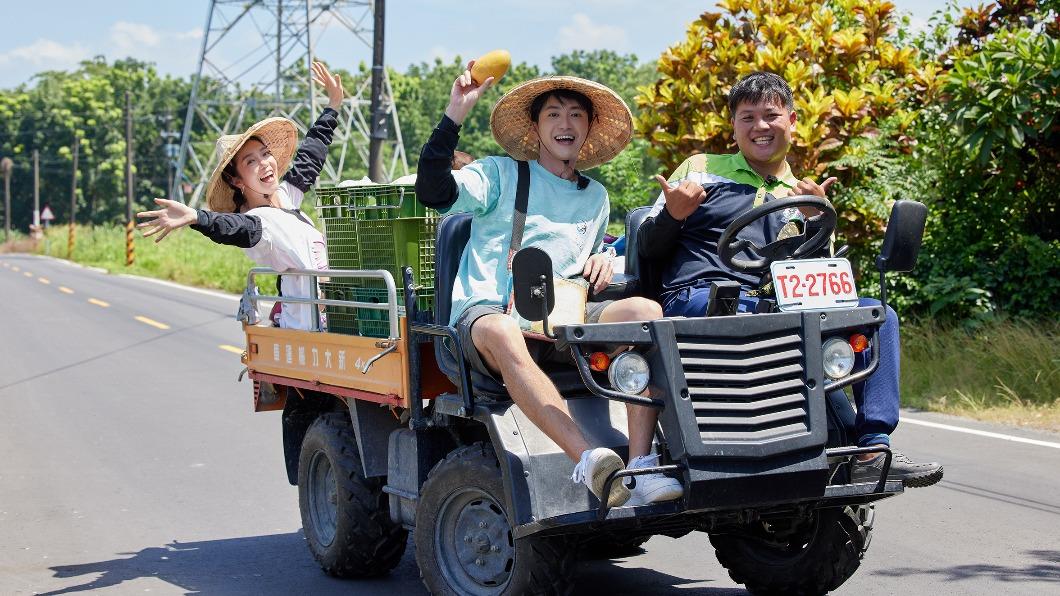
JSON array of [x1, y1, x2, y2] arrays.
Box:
[[490, 76, 633, 170], [204, 117, 299, 212]]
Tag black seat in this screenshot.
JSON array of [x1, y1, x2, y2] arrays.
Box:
[[624, 206, 663, 301], [432, 213, 599, 400]]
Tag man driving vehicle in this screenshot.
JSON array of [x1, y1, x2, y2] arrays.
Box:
[[637, 71, 943, 488]]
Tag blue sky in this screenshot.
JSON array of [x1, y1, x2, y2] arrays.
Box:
[[0, 0, 967, 89]]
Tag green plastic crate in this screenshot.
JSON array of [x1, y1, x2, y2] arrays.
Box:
[[318, 183, 437, 284], [316, 184, 430, 220], [316, 183, 438, 336], [320, 279, 434, 338]]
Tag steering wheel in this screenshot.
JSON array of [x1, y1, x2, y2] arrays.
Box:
[[717, 195, 837, 272]]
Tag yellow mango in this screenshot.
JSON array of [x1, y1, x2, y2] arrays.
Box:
[[471, 50, 511, 85]]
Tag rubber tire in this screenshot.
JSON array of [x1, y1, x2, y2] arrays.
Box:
[[709, 505, 874, 596], [579, 534, 651, 559], [297, 412, 407, 578], [415, 442, 578, 595]]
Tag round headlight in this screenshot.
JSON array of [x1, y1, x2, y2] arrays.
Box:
[[822, 338, 856, 380], [607, 352, 650, 395]]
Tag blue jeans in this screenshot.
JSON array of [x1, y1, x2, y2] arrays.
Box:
[[662, 286, 899, 447]]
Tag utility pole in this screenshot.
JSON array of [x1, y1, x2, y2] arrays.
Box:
[[33, 150, 39, 228], [367, 0, 387, 182], [125, 90, 135, 266], [1, 157, 12, 243], [161, 109, 180, 200], [68, 139, 79, 258]]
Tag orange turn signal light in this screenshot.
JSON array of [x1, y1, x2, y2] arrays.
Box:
[[588, 352, 611, 372], [849, 333, 869, 353]]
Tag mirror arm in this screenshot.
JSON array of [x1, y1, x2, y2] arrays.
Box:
[[877, 265, 889, 314], [534, 275, 556, 339]]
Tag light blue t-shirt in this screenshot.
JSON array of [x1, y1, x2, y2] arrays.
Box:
[[440, 157, 609, 327]]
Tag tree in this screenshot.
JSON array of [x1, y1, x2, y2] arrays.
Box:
[[635, 0, 938, 177], [0, 58, 194, 229]]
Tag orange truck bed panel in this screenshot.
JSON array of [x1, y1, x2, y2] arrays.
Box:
[[244, 323, 410, 407]]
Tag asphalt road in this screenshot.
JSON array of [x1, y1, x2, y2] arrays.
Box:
[[1, 253, 1057, 595]]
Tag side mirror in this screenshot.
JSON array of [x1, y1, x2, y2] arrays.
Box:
[[877, 200, 927, 273], [512, 247, 555, 322]]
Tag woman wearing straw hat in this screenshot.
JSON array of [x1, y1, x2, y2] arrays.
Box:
[[137, 62, 344, 330], [414, 63, 684, 508]]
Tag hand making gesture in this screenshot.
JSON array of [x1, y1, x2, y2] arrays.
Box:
[[794, 175, 838, 216], [136, 198, 198, 243], [444, 60, 495, 126], [312, 61, 344, 112], [654, 175, 707, 222]]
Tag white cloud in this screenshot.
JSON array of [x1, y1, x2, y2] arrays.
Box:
[[556, 13, 629, 52], [102, 22, 202, 79], [109, 21, 163, 52], [0, 38, 91, 69]]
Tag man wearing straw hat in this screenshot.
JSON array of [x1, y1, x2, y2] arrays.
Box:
[[415, 63, 684, 508]]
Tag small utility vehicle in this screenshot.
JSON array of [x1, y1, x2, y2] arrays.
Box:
[[238, 196, 929, 595]]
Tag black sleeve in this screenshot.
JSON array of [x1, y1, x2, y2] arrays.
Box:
[[190, 209, 262, 248], [283, 107, 339, 193], [414, 115, 462, 210], [638, 206, 685, 259]]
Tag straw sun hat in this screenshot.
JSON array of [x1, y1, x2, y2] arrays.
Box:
[[490, 76, 633, 170], [205, 117, 299, 212]]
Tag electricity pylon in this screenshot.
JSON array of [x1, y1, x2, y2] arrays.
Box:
[[171, 0, 407, 206]]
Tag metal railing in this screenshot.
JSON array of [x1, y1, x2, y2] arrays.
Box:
[[245, 267, 401, 340]]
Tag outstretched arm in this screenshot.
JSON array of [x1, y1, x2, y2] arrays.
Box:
[[284, 61, 344, 193], [137, 198, 262, 248]]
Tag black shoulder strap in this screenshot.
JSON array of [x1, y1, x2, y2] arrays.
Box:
[[509, 160, 530, 255]]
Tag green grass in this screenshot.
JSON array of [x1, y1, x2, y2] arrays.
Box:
[[900, 318, 1060, 430], [34, 224, 266, 294]]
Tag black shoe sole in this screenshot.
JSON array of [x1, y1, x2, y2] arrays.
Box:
[[903, 466, 944, 488]]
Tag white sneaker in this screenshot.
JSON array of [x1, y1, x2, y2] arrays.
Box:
[[625, 454, 683, 506], [572, 448, 630, 508]]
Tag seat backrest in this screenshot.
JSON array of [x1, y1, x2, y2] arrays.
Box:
[[433, 213, 473, 326], [624, 206, 664, 300]]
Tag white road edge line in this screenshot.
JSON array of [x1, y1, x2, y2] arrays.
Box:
[[116, 273, 240, 302], [902, 416, 1060, 450], [11, 254, 245, 304]]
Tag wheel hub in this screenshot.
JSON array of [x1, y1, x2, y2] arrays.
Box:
[[307, 450, 338, 548], [438, 490, 515, 591]]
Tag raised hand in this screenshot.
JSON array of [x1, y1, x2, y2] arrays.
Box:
[[795, 176, 837, 198], [312, 61, 344, 111], [444, 60, 495, 126], [136, 198, 198, 243], [654, 175, 706, 222], [794, 176, 837, 216]]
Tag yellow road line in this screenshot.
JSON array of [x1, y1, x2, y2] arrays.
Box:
[[1, 262, 8, 268], [38, 277, 51, 285], [11, 266, 19, 272], [88, 298, 110, 308], [135, 315, 170, 330], [218, 344, 244, 355], [59, 286, 74, 294], [23, 271, 33, 277]]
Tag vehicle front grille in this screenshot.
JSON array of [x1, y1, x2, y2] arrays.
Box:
[[676, 329, 809, 443]]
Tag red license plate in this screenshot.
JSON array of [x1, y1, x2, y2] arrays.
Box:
[[770, 258, 859, 312]]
